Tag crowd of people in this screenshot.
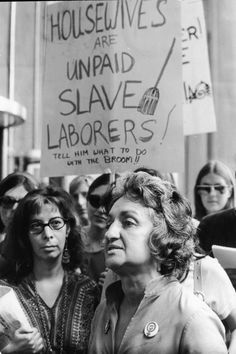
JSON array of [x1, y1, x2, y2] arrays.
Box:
[[0, 161, 234, 353]]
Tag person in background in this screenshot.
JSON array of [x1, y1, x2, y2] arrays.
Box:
[[0, 172, 39, 277], [69, 175, 94, 227], [0, 171, 39, 247], [196, 160, 236, 291], [89, 171, 227, 354], [134, 166, 176, 186], [0, 185, 99, 354], [194, 160, 235, 222], [80, 173, 112, 288]]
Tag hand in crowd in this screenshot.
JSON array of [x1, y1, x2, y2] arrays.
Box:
[[2, 325, 44, 353]]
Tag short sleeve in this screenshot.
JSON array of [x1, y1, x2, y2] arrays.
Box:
[[201, 256, 236, 319], [180, 309, 227, 354]]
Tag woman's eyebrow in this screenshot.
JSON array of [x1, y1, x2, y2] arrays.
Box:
[[30, 218, 42, 223], [109, 210, 139, 219]]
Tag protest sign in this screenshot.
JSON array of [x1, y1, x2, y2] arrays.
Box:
[[181, 0, 216, 135], [41, 0, 183, 177]]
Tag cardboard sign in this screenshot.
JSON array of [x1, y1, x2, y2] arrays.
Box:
[[181, 0, 217, 135], [41, 0, 183, 177]]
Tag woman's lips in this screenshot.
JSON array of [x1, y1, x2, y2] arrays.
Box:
[[106, 244, 123, 252], [42, 245, 57, 250]]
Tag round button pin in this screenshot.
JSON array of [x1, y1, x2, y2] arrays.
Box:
[[144, 321, 159, 338]]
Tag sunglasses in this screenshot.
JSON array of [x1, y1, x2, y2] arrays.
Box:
[[87, 194, 103, 209], [196, 185, 230, 195], [0, 196, 23, 209]]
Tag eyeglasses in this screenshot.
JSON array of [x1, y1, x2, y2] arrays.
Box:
[[0, 196, 22, 209], [196, 185, 230, 195], [87, 194, 102, 209], [29, 217, 67, 235]]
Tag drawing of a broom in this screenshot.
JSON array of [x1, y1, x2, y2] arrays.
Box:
[[137, 37, 176, 115]]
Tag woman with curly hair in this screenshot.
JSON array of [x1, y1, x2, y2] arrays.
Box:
[[0, 185, 99, 354], [88, 171, 227, 354]]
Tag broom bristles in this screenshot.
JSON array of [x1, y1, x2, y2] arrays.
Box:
[[138, 87, 159, 115]]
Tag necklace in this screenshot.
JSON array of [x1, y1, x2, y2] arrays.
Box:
[[32, 273, 68, 354]]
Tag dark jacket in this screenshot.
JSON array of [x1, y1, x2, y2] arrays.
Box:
[[197, 208, 236, 254]]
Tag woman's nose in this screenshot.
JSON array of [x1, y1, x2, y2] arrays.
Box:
[[42, 225, 53, 239], [209, 186, 217, 195], [105, 221, 120, 240], [78, 194, 86, 208]]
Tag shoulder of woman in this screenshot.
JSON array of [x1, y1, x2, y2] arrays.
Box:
[[0, 279, 11, 287], [196, 254, 217, 265], [68, 270, 98, 289], [181, 308, 227, 353], [195, 255, 225, 274], [195, 255, 236, 290]]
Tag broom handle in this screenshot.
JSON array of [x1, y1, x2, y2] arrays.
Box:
[[154, 37, 176, 88]]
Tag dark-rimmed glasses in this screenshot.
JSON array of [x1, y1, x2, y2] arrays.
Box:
[[197, 185, 230, 195], [0, 196, 23, 209], [29, 217, 67, 235]]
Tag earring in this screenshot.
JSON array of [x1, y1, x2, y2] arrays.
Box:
[[62, 238, 70, 264]]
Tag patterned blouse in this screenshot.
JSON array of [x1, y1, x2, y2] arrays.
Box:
[[0, 271, 99, 354]]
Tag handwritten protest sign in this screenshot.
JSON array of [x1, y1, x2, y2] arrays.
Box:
[[181, 0, 216, 135], [41, 0, 183, 177]]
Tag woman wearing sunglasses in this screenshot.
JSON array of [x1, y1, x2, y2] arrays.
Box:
[[80, 173, 112, 289], [0, 172, 39, 277], [0, 185, 99, 353], [0, 172, 39, 242], [194, 160, 235, 222]]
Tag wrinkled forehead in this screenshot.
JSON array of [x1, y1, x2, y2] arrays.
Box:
[[110, 195, 154, 214], [108, 193, 159, 224]]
